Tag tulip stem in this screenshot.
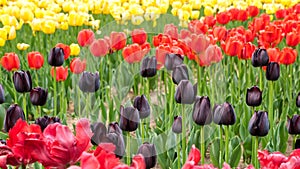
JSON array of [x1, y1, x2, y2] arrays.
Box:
[[169, 79, 175, 126], [254, 136, 259, 168], [219, 125, 223, 168], [77, 86, 81, 117], [23, 93, 28, 122], [259, 68, 263, 90], [34, 70, 39, 86], [268, 81, 274, 137], [197, 66, 201, 95], [181, 104, 186, 164], [53, 67, 57, 116], [200, 125, 205, 164], [11, 73, 17, 103], [126, 132, 131, 165], [225, 125, 229, 163], [177, 134, 181, 169]]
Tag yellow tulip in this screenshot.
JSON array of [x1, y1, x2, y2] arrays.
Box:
[[1, 14, 18, 27], [9, 6, 20, 18], [38, 0, 48, 8], [172, 1, 182, 9], [129, 4, 144, 15], [56, 13, 67, 22], [0, 38, 5, 46], [7, 26, 16, 40], [63, 1, 74, 12], [59, 22, 68, 30], [111, 6, 125, 21], [76, 4, 89, 13], [178, 9, 190, 21], [102, 1, 110, 14], [121, 11, 131, 22], [190, 0, 201, 10], [191, 10, 200, 19], [0, 0, 6, 5], [90, 20, 100, 30], [90, 1, 103, 14], [47, 4, 61, 13], [144, 6, 160, 21], [182, 4, 192, 13], [0, 28, 7, 40], [70, 43, 80, 56], [204, 6, 214, 16], [35, 8, 45, 18], [30, 19, 42, 32], [281, 0, 292, 6], [41, 19, 56, 34], [159, 2, 169, 13], [20, 8, 34, 22], [17, 43, 30, 51], [131, 15, 144, 25], [129, 0, 139, 4]]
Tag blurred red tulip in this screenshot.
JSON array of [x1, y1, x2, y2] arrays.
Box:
[[204, 16, 216, 28], [224, 38, 244, 57], [247, 6, 259, 17], [1, 52, 20, 71], [51, 66, 68, 81], [245, 29, 255, 42], [170, 46, 184, 56], [196, 44, 223, 66], [155, 43, 171, 69], [213, 26, 227, 41], [179, 29, 191, 40], [190, 34, 210, 53], [122, 43, 150, 63], [110, 32, 127, 51], [228, 8, 239, 21], [286, 30, 300, 47], [258, 150, 288, 169], [259, 24, 283, 48], [27, 51, 44, 70], [188, 20, 208, 34], [276, 9, 289, 19], [153, 33, 172, 47], [284, 20, 298, 34], [77, 29, 95, 47], [240, 42, 256, 60], [279, 47, 297, 65], [90, 39, 109, 57], [237, 9, 248, 21], [56, 43, 71, 60], [131, 28, 147, 45], [294, 4, 300, 14], [70, 58, 86, 74], [164, 24, 178, 40], [216, 11, 231, 25], [267, 47, 280, 62]]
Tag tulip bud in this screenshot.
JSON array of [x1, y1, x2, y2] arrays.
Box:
[[172, 64, 189, 85], [48, 47, 64, 66], [287, 115, 300, 135], [172, 116, 182, 134], [248, 111, 269, 136], [4, 104, 25, 132], [78, 71, 100, 92], [251, 48, 269, 67], [297, 92, 300, 108], [0, 84, 5, 104], [246, 86, 262, 107], [119, 105, 140, 132], [295, 139, 300, 149], [140, 57, 157, 78], [30, 87, 48, 106], [133, 94, 150, 119], [137, 142, 157, 169], [35, 116, 61, 131], [175, 80, 197, 104], [13, 70, 32, 93], [192, 96, 212, 125], [108, 122, 123, 134], [165, 53, 183, 71], [266, 62, 280, 81], [91, 122, 107, 145], [213, 102, 236, 125], [107, 123, 125, 158]]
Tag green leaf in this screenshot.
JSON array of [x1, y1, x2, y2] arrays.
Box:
[[210, 138, 220, 167], [0, 131, 8, 140], [229, 136, 242, 167]]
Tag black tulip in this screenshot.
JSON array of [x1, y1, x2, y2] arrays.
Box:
[[172, 64, 189, 85], [295, 139, 300, 149], [248, 111, 269, 136], [35, 115, 61, 131], [133, 94, 150, 119], [13, 70, 32, 93], [296, 92, 300, 107], [4, 104, 25, 132], [119, 105, 140, 132], [287, 115, 300, 135], [91, 122, 107, 145], [266, 62, 280, 81], [165, 53, 183, 71], [0, 84, 5, 104], [172, 116, 182, 134], [251, 48, 269, 67], [192, 96, 212, 125], [108, 122, 123, 134], [48, 47, 64, 66], [78, 71, 100, 92], [137, 142, 157, 169], [107, 122, 125, 158], [140, 57, 157, 78], [213, 102, 236, 125], [246, 86, 262, 107], [0, 140, 6, 145], [30, 87, 48, 106], [175, 80, 197, 104]]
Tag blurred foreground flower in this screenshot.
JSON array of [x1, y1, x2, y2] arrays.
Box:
[[16, 43, 30, 51]]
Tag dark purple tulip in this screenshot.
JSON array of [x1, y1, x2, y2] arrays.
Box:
[[140, 57, 157, 78], [165, 53, 183, 71], [119, 105, 140, 132], [246, 86, 262, 107], [213, 102, 236, 125], [137, 142, 157, 169], [248, 111, 269, 137], [295, 139, 300, 149], [78, 71, 100, 92], [91, 122, 107, 145], [13, 70, 32, 93], [35, 115, 61, 131], [175, 80, 197, 104], [48, 47, 64, 66], [192, 96, 212, 125], [296, 92, 300, 108], [30, 87, 48, 106], [287, 115, 300, 135], [133, 94, 150, 119], [251, 48, 269, 67], [172, 116, 182, 134], [172, 64, 189, 85], [107, 122, 125, 158], [266, 62, 280, 81], [108, 122, 122, 134], [4, 104, 25, 132], [0, 84, 5, 104]]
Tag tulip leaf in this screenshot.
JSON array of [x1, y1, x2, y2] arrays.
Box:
[[210, 138, 220, 167], [0, 105, 5, 130], [229, 136, 242, 167], [274, 121, 288, 153], [0, 131, 8, 140]]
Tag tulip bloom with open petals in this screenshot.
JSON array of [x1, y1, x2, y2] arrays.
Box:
[[1, 52, 20, 71], [27, 51, 44, 70], [131, 28, 147, 45], [110, 31, 127, 51], [77, 29, 95, 47], [56, 43, 71, 60], [70, 58, 86, 74], [216, 11, 231, 25], [51, 66, 68, 81], [286, 30, 300, 47], [279, 47, 297, 65], [164, 24, 179, 40], [122, 43, 150, 64], [90, 39, 109, 57]]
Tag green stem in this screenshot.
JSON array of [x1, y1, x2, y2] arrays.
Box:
[[169, 80, 175, 127], [219, 125, 223, 168], [77, 86, 81, 117], [225, 125, 229, 163], [34, 70, 39, 86], [23, 94, 27, 121], [86, 93, 91, 119], [181, 104, 186, 163], [12, 73, 17, 103], [259, 68, 263, 89], [201, 126, 205, 164], [268, 81, 274, 137], [197, 66, 201, 95], [53, 67, 57, 116], [177, 134, 181, 169], [126, 132, 131, 165], [254, 136, 259, 168]]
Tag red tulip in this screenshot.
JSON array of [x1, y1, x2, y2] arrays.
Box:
[[279, 47, 297, 65], [258, 150, 288, 169], [51, 66, 68, 81], [237, 9, 248, 22], [122, 43, 150, 64], [245, 29, 255, 42], [203, 16, 216, 28], [247, 6, 259, 17], [77, 29, 95, 47], [267, 47, 280, 62], [27, 51, 44, 70], [90, 39, 109, 57], [216, 11, 231, 25], [213, 26, 227, 41], [286, 30, 300, 47], [164, 24, 179, 40], [240, 42, 256, 60], [1, 52, 20, 71], [131, 28, 147, 45], [182, 145, 201, 169], [284, 20, 298, 34], [188, 20, 208, 34], [224, 37, 244, 57], [228, 8, 239, 21], [70, 58, 86, 74], [110, 31, 127, 51], [190, 34, 210, 53], [259, 24, 283, 48], [196, 44, 223, 66], [152, 33, 172, 47], [56, 43, 71, 60], [275, 9, 288, 19], [155, 43, 171, 69], [179, 29, 191, 40]]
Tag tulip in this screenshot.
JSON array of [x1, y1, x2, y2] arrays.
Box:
[[17, 43, 30, 50], [108, 122, 123, 134], [295, 139, 300, 149], [246, 86, 262, 107], [110, 31, 127, 51], [35, 115, 60, 131], [190, 34, 210, 54], [70, 58, 86, 74], [192, 96, 212, 125], [297, 92, 300, 107], [77, 29, 95, 47], [164, 53, 183, 71], [279, 47, 297, 65], [137, 142, 157, 169], [216, 11, 231, 25], [122, 43, 150, 64], [13, 70, 32, 93], [1, 52, 20, 71], [266, 62, 280, 81], [27, 51, 44, 70], [107, 122, 125, 158], [140, 57, 157, 78], [78, 71, 100, 93], [155, 43, 171, 69], [286, 30, 300, 47], [240, 42, 256, 60], [213, 102, 236, 125], [50, 66, 69, 82], [56, 43, 71, 60], [251, 48, 269, 67], [70, 43, 80, 56], [90, 38, 109, 57], [30, 87, 48, 106], [133, 94, 150, 119], [4, 104, 25, 132], [287, 115, 300, 135], [0, 84, 5, 104], [48, 47, 64, 67], [172, 116, 182, 134], [175, 80, 197, 104], [172, 64, 189, 85], [91, 122, 108, 145], [247, 6, 259, 17], [119, 105, 140, 132], [131, 28, 147, 45], [163, 24, 178, 40], [248, 111, 269, 136]]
